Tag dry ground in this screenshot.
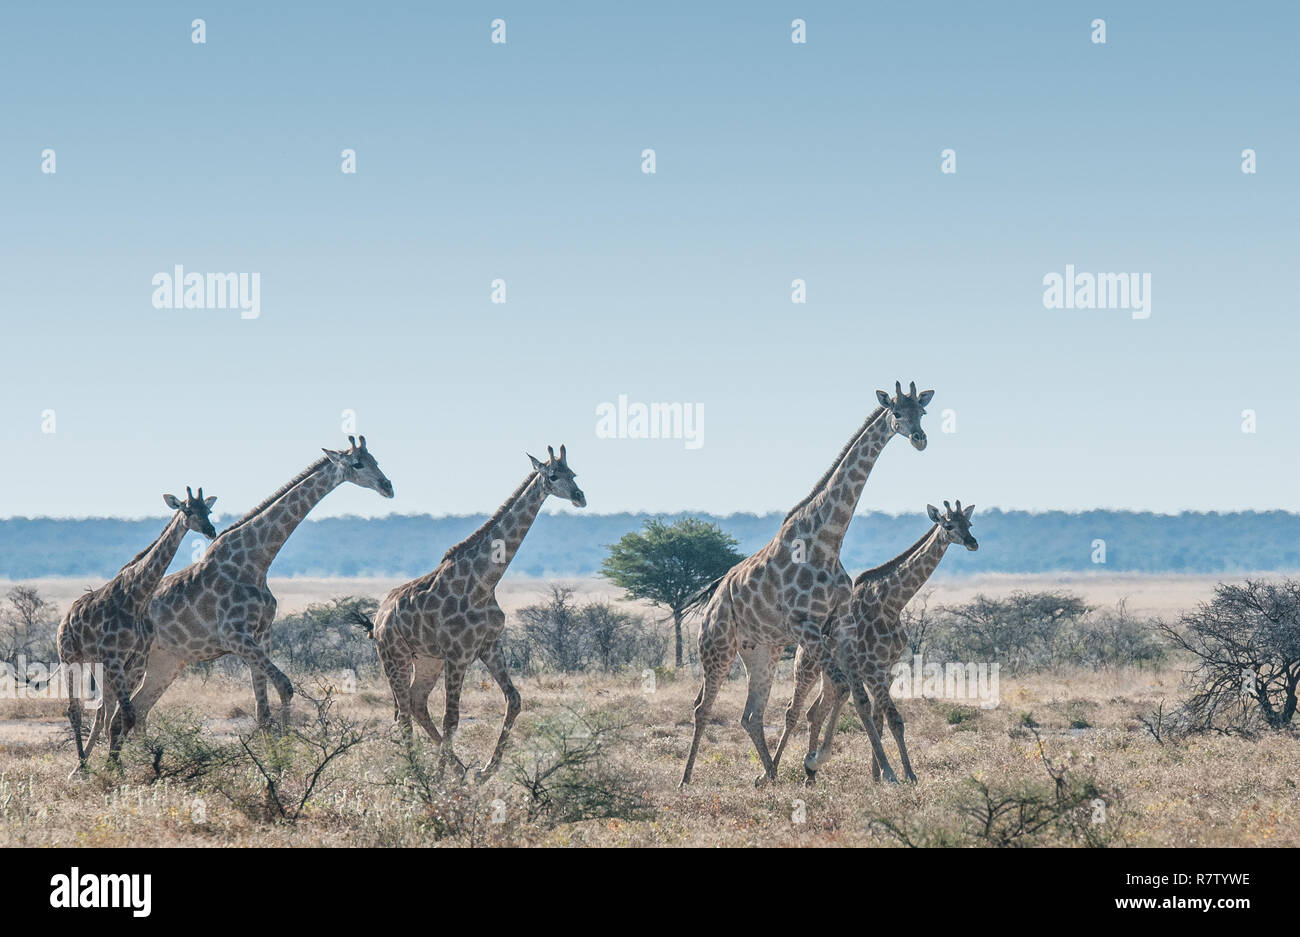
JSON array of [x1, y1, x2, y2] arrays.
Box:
[[1, 574, 1295, 847], [13, 571, 1233, 620]]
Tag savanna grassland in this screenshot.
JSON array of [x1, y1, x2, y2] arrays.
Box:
[[1, 575, 1296, 848]]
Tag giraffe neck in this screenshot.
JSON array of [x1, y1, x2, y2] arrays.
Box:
[[785, 406, 885, 522], [457, 472, 549, 588], [791, 408, 895, 559], [211, 463, 344, 575], [880, 526, 949, 617], [124, 511, 189, 598]]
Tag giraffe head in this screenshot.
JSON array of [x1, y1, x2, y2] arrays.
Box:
[[927, 500, 978, 551], [162, 486, 218, 539], [875, 380, 934, 451], [321, 436, 395, 499], [527, 444, 586, 508]]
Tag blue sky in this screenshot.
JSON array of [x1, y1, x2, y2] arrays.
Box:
[[1, 2, 1296, 520]]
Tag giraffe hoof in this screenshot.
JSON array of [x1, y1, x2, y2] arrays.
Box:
[[883, 771, 900, 784], [803, 770, 817, 788], [67, 764, 88, 781], [754, 773, 770, 789]]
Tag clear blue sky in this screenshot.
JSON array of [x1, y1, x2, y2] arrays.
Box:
[[1, 2, 1296, 520]]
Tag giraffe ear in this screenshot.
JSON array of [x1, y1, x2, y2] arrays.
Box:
[[204, 496, 218, 509], [962, 503, 975, 520], [527, 453, 544, 472], [917, 389, 935, 407], [875, 390, 891, 407], [322, 447, 343, 464], [926, 504, 941, 523], [163, 494, 182, 510]]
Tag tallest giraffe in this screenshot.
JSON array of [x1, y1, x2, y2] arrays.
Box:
[[679, 382, 933, 787]]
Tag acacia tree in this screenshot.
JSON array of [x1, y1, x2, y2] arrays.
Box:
[[600, 517, 743, 667], [1160, 579, 1300, 732], [1, 585, 58, 666]]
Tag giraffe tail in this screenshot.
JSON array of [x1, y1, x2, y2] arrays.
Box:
[[682, 574, 725, 616], [348, 608, 375, 640], [14, 663, 58, 694]]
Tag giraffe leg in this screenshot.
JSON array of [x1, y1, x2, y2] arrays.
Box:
[[407, 655, 445, 745], [102, 659, 136, 766], [82, 697, 108, 762], [870, 674, 917, 782], [739, 644, 781, 787], [228, 637, 293, 734], [804, 677, 846, 784], [438, 659, 469, 778], [126, 645, 188, 740], [798, 613, 899, 784], [772, 645, 819, 780], [789, 617, 849, 779], [375, 626, 414, 740], [104, 652, 148, 752], [64, 662, 88, 778], [250, 671, 273, 728], [476, 639, 521, 781], [845, 677, 898, 784], [82, 665, 114, 760], [680, 610, 737, 787], [869, 685, 886, 782]]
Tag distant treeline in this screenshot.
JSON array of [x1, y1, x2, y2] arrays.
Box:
[[4, 511, 1300, 580]]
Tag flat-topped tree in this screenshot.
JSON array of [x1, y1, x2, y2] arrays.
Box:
[[601, 517, 743, 667]]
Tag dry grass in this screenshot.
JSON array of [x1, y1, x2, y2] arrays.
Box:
[[2, 657, 1297, 847]]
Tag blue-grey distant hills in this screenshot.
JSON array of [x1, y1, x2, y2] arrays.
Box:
[[4, 511, 1300, 580]]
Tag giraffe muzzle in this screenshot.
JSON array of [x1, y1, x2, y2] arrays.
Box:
[[910, 432, 928, 451]]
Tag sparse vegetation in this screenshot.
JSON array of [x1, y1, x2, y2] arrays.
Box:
[[511, 585, 666, 674], [1, 585, 59, 669], [1159, 578, 1300, 734], [1, 575, 1297, 847], [922, 591, 1167, 674]]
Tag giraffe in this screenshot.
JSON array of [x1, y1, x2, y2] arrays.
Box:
[[58, 487, 217, 773], [372, 445, 585, 779], [778, 500, 978, 785], [679, 381, 933, 788], [112, 437, 393, 744]]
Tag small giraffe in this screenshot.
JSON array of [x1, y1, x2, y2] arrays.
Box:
[[778, 500, 978, 785], [58, 487, 217, 773], [680, 382, 933, 788], [372, 445, 585, 779], [115, 437, 393, 743]]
